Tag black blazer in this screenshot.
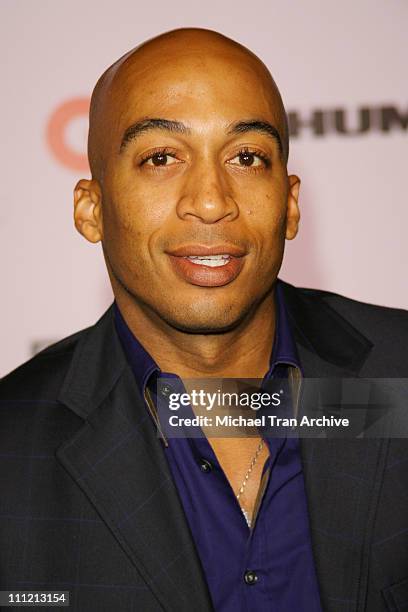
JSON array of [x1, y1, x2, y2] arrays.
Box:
[[1, 281, 408, 612]]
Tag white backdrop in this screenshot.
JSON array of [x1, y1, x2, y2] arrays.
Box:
[[1, 0, 407, 376]]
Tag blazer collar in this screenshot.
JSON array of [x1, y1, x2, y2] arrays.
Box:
[[279, 280, 373, 376], [58, 306, 126, 419]]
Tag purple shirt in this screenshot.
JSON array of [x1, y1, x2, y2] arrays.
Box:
[[114, 280, 322, 612]]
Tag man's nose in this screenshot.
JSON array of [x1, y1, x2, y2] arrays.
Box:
[[176, 160, 239, 224]]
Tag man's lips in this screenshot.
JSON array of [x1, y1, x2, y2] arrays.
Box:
[[165, 244, 247, 287]]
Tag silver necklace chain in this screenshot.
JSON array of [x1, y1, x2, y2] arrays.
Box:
[[236, 439, 264, 527]]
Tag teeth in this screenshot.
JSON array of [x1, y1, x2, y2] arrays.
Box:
[[185, 254, 231, 267]]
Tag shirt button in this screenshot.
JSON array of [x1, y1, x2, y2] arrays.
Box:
[[199, 459, 213, 473], [244, 570, 258, 586], [159, 383, 174, 398]]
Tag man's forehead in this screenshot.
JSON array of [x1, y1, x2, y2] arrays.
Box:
[[109, 58, 280, 139], [118, 68, 274, 120], [113, 49, 269, 104]]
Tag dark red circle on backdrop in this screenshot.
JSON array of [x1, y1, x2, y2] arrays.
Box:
[[46, 98, 90, 172]]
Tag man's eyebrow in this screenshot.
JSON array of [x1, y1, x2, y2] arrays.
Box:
[[227, 120, 283, 155], [120, 118, 191, 152]]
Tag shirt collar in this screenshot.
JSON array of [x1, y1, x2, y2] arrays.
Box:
[[114, 278, 301, 397]]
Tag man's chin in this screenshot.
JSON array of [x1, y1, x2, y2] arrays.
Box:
[[166, 319, 241, 335], [158, 304, 253, 335]]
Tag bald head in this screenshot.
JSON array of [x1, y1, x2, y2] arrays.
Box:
[[88, 28, 289, 181]]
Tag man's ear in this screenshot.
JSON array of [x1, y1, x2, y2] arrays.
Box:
[[73, 179, 103, 243], [285, 175, 301, 240]]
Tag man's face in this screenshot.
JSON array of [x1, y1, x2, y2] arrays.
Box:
[[88, 46, 299, 332]]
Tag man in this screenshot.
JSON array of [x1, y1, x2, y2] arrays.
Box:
[[1, 27, 407, 612]]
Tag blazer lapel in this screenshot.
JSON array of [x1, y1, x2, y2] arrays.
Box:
[[281, 280, 390, 610], [56, 308, 213, 612]]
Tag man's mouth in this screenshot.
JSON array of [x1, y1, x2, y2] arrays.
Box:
[[166, 245, 247, 287]]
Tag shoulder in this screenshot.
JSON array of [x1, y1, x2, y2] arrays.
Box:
[[0, 307, 119, 449], [281, 280, 408, 373], [298, 284, 408, 340], [0, 326, 95, 447], [0, 325, 91, 401]]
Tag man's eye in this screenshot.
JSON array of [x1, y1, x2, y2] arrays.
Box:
[[143, 152, 178, 167], [228, 151, 265, 168]]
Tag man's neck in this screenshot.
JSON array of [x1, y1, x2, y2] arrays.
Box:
[[114, 290, 276, 380]]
